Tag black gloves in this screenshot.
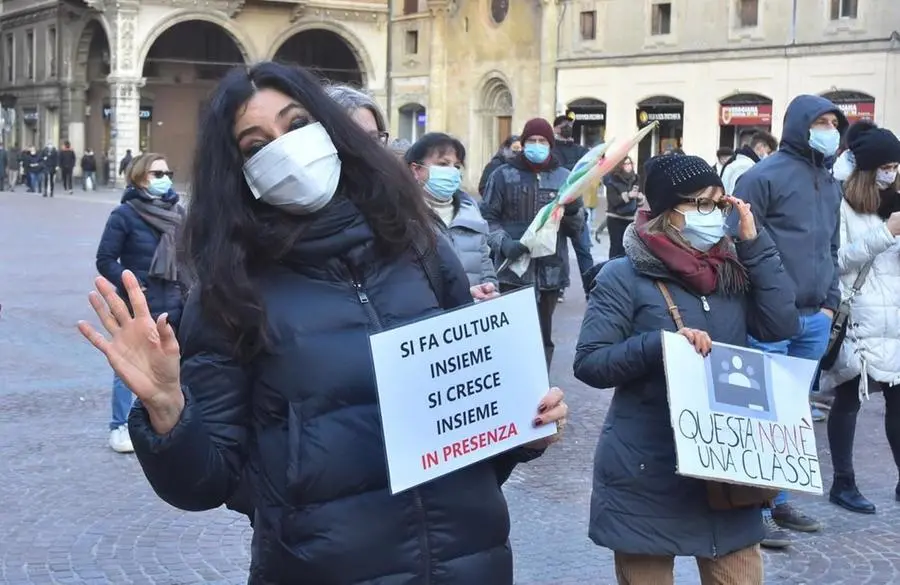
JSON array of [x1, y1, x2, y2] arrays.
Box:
[[501, 238, 529, 261]]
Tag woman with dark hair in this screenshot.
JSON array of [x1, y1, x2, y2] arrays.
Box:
[[820, 123, 900, 514], [406, 132, 498, 289], [77, 62, 567, 584], [478, 134, 521, 195], [603, 156, 643, 259]]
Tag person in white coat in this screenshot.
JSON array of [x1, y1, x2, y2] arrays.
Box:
[[720, 131, 778, 195], [821, 123, 900, 514]]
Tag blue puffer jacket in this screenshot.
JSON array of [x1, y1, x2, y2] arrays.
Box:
[[95, 186, 185, 329], [730, 95, 848, 313], [574, 223, 799, 559], [128, 197, 542, 585]]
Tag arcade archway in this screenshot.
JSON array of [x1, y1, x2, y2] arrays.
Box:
[[273, 29, 364, 85], [140, 20, 248, 179]]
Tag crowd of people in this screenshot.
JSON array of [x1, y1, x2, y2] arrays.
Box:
[[65, 59, 899, 585], [0, 141, 107, 195]]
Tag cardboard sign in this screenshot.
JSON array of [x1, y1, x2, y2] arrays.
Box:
[[370, 288, 555, 494], [662, 332, 823, 495]]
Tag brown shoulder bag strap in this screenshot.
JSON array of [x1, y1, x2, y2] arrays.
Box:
[[655, 281, 685, 330]]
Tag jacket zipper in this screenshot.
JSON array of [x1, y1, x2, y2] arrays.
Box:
[[347, 263, 432, 584]]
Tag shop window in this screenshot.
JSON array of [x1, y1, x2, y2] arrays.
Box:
[[403, 0, 418, 15], [737, 0, 758, 28], [831, 0, 858, 19], [580, 11, 597, 41], [651, 3, 672, 36], [405, 30, 419, 55], [4, 34, 13, 83], [25, 29, 34, 80], [47, 26, 57, 78]]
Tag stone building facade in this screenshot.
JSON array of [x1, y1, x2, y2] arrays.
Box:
[[388, 0, 553, 189], [0, 0, 388, 183], [555, 0, 900, 167]]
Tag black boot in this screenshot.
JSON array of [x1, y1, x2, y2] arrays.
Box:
[[830, 474, 876, 514]]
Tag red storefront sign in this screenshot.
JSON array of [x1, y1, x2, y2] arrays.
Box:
[[719, 104, 773, 126], [835, 102, 876, 123]]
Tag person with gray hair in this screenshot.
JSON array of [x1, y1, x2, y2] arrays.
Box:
[[324, 84, 389, 145]]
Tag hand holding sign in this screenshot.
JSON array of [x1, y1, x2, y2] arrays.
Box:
[[470, 282, 500, 302], [525, 387, 567, 449], [678, 328, 712, 357]]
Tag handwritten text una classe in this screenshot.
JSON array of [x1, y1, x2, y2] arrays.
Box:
[[677, 410, 821, 489]]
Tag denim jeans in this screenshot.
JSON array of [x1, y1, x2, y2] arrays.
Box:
[[110, 374, 135, 430], [749, 310, 831, 506]]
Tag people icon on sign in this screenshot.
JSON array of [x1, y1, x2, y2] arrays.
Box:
[[719, 355, 761, 390], [705, 346, 777, 421]]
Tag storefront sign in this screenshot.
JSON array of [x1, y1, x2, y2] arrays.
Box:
[[22, 109, 38, 123], [416, 112, 427, 125], [569, 110, 606, 122], [637, 108, 682, 128], [720, 104, 773, 126], [835, 102, 875, 123], [369, 288, 555, 494], [102, 105, 153, 121], [662, 332, 822, 495]]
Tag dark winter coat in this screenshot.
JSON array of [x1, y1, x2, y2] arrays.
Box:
[[478, 153, 507, 196], [603, 173, 639, 219], [574, 225, 799, 558], [40, 147, 58, 171], [95, 187, 185, 329], [0, 148, 7, 173], [127, 197, 542, 585], [552, 140, 589, 171], [730, 95, 848, 313], [480, 154, 583, 290], [81, 154, 97, 173], [59, 148, 76, 170]]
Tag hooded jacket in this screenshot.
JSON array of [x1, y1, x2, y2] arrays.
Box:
[[730, 95, 848, 312]]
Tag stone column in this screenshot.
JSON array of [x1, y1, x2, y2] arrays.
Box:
[[538, 0, 560, 121], [426, 0, 450, 132], [64, 84, 88, 176], [108, 1, 141, 187]]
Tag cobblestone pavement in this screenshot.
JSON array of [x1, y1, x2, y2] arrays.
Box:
[[2, 190, 900, 584]]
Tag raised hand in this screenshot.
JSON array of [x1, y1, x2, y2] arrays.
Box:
[[725, 195, 757, 241], [77, 270, 184, 433]]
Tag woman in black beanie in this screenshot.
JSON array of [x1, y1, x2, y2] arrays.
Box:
[[821, 122, 900, 514], [575, 154, 799, 583]]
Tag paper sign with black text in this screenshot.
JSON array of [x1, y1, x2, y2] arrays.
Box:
[[370, 287, 555, 494], [662, 331, 823, 495]]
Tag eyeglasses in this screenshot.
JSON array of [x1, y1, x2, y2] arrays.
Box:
[[149, 170, 174, 179], [370, 131, 390, 145], [682, 197, 732, 216]]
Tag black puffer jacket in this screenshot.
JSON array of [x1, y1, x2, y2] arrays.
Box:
[[129, 197, 540, 585]]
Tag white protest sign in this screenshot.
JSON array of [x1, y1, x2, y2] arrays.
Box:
[[662, 331, 823, 495], [370, 287, 555, 495]]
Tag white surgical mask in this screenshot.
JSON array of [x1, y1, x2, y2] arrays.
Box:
[[243, 122, 342, 215], [679, 210, 727, 252], [832, 150, 856, 182], [876, 169, 898, 190]]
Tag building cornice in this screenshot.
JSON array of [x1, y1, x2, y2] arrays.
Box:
[[0, 5, 59, 27], [290, 1, 387, 25], [557, 37, 898, 69]]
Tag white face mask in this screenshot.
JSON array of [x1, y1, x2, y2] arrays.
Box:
[[242, 122, 342, 215], [876, 168, 898, 190]]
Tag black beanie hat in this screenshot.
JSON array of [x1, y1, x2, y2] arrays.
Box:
[[643, 154, 725, 218], [848, 124, 900, 171]]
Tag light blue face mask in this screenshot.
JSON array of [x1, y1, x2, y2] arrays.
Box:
[[808, 127, 840, 157], [523, 143, 550, 164], [424, 165, 461, 201], [680, 210, 726, 252], [147, 175, 173, 197]]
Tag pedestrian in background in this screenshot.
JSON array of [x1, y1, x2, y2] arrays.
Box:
[[0, 143, 8, 191], [40, 142, 58, 198], [820, 122, 900, 514], [575, 154, 798, 585], [720, 131, 778, 195], [732, 94, 848, 547], [603, 156, 642, 259], [81, 148, 97, 191], [94, 152, 185, 454], [59, 141, 76, 194]]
